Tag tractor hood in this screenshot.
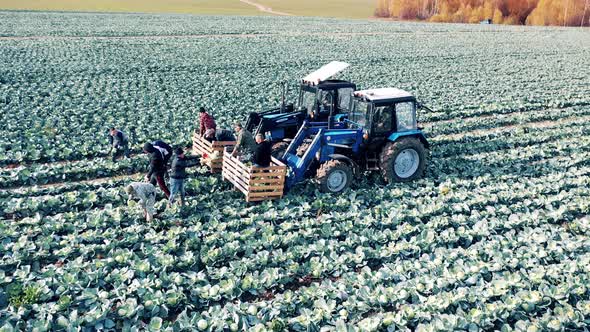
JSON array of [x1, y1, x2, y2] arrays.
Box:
[[302, 61, 350, 85]]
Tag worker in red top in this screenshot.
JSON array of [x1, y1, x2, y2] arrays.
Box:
[[199, 107, 217, 136]]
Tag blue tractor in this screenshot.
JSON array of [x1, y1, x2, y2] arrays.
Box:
[[245, 62, 356, 157], [281, 88, 430, 193]]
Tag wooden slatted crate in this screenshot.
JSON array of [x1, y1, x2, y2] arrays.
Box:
[[222, 148, 287, 202], [192, 132, 236, 173]]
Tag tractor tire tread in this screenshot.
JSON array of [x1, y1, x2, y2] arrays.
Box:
[[380, 137, 428, 183], [271, 142, 290, 159], [316, 160, 353, 193]]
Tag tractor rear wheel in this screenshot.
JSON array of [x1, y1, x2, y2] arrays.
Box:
[[271, 142, 289, 159], [316, 160, 353, 193], [380, 137, 427, 183]]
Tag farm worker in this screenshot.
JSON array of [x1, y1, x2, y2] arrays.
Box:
[[199, 107, 217, 136], [231, 122, 257, 159], [125, 182, 157, 222], [252, 133, 272, 167], [150, 140, 173, 166], [204, 128, 235, 142], [169, 147, 199, 207], [143, 143, 171, 198], [108, 127, 130, 162]]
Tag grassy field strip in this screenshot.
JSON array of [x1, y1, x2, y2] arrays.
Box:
[[0, 0, 262, 16], [0, 0, 376, 18], [250, 0, 376, 18]]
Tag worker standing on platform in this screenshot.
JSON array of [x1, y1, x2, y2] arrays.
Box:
[[198, 107, 217, 137], [231, 122, 256, 160]]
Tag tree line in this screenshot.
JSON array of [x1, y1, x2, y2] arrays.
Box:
[[375, 0, 590, 26]]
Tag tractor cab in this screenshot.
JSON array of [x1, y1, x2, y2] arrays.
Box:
[[245, 61, 356, 158], [298, 80, 356, 122], [342, 88, 428, 150]]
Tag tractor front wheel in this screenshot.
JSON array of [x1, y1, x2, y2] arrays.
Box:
[[271, 142, 289, 160], [380, 137, 427, 183], [316, 160, 353, 193]]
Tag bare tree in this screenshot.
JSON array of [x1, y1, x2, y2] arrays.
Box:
[[564, 0, 571, 26], [583, 0, 589, 27], [434, 0, 440, 15]]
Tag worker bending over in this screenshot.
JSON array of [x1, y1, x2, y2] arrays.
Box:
[[125, 182, 157, 221], [143, 142, 170, 198], [108, 127, 130, 162]]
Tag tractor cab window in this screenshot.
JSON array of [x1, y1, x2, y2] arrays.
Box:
[[372, 105, 394, 133], [318, 90, 334, 114], [300, 90, 317, 115], [337, 88, 354, 112], [396, 102, 416, 131], [349, 100, 369, 128]]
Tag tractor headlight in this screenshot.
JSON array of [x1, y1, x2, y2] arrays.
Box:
[[363, 131, 369, 140]]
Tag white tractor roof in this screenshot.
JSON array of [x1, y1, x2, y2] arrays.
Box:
[[354, 88, 414, 101], [302, 61, 350, 85]]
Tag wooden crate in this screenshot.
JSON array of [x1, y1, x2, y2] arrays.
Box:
[[192, 132, 236, 173], [222, 148, 287, 202]]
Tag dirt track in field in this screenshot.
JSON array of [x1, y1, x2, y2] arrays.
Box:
[[238, 0, 293, 16]]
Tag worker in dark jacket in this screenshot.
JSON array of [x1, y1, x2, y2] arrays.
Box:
[[204, 128, 236, 142], [150, 140, 173, 166], [169, 148, 199, 207], [143, 142, 170, 198], [252, 133, 272, 167], [108, 127, 130, 162]]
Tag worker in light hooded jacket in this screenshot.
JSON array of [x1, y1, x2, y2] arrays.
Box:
[[125, 182, 157, 221]]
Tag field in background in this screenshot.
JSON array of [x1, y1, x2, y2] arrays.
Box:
[[1, 10, 590, 331], [255, 0, 376, 18], [0, 0, 377, 18], [0, 0, 260, 15]]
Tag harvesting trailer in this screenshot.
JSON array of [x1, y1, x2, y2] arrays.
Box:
[[281, 88, 430, 193], [245, 61, 356, 156]]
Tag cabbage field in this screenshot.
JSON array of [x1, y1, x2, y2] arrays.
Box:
[[1, 10, 590, 331]]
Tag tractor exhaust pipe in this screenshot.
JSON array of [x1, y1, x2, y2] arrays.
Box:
[[280, 81, 288, 112]]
